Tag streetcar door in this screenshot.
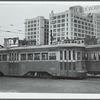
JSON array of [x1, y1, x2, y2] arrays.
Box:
[[8, 52, 19, 76], [60, 50, 68, 76], [68, 50, 76, 77]]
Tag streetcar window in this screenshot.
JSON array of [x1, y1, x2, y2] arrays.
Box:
[[82, 53, 85, 60], [64, 50, 67, 60], [34, 53, 40, 60], [14, 53, 16, 61], [94, 53, 96, 60], [0, 55, 1, 61], [73, 50, 75, 60], [9, 53, 11, 61], [28, 53, 33, 60], [85, 53, 88, 60], [2, 55, 7, 61], [42, 53, 48, 60], [12, 53, 14, 61], [17, 53, 19, 61], [60, 51, 63, 60], [69, 50, 71, 60], [21, 54, 26, 60], [77, 52, 81, 60], [49, 53, 56, 60], [98, 53, 100, 60], [69, 62, 71, 70], [90, 53, 96, 60]]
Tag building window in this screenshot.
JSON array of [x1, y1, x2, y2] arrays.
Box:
[[28, 53, 33, 60], [28, 21, 30, 24], [57, 24, 60, 27], [53, 16, 56, 19], [62, 19, 65, 22], [34, 53, 40, 60], [34, 20, 36, 23], [61, 37, 65, 40], [62, 15, 65, 18], [74, 33, 77, 36], [42, 53, 48, 60], [78, 29, 81, 32], [82, 22, 84, 25], [61, 28, 65, 31], [57, 20, 60, 23], [34, 36, 36, 38], [74, 28, 77, 32], [21, 54, 26, 61], [28, 25, 30, 28], [31, 21, 33, 23], [74, 24, 77, 27], [53, 33, 56, 36], [53, 25, 56, 28], [78, 21, 81, 24], [78, 25, 81, 28], [57, 16, 60, 19], [71, 14, 73, 17], [49, 52, 56, 60], [62, 24, 65, 27], [53, 29, 56, 32], [74, 20, 77, 23]]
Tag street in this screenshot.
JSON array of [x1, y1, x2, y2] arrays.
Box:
[[0, 76, 100, 93]]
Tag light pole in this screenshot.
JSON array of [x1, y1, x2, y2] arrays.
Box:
[[50, 10, 54, 45]]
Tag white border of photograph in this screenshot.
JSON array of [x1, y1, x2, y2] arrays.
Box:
[[0, 1, 100, 99]]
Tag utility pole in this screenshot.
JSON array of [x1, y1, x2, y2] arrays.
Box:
[[50, 10, 54, 45]]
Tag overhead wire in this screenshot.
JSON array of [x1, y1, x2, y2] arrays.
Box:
[[0, 22, 25, 34]]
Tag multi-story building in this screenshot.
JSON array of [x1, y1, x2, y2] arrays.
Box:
[[83, 6, 100, 39], [49, 5, 100, 44], [25, 16, 49, 45]]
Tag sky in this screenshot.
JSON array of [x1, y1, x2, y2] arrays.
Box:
[[0, 1, 100, 45]]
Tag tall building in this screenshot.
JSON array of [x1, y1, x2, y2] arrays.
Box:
[[25, 16, 49, 45], [83, 5, 100, 39], [49, 5, 100, 44]]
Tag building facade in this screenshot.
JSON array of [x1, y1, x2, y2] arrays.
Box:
[[25, 16, 49, 45], [49, 5, 100, 44]]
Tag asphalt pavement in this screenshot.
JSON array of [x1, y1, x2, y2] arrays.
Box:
[[0, 76, 100, 93]]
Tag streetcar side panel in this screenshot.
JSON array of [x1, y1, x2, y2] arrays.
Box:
[[86, 46, 100, 75]]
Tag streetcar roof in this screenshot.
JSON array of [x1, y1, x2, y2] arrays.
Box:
[[86, 44, 100, 49], [0, 43, 85, 51]]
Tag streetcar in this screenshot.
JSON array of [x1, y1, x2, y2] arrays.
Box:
[[0, 39, 87, 79], [86, 44, 100, 75]]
